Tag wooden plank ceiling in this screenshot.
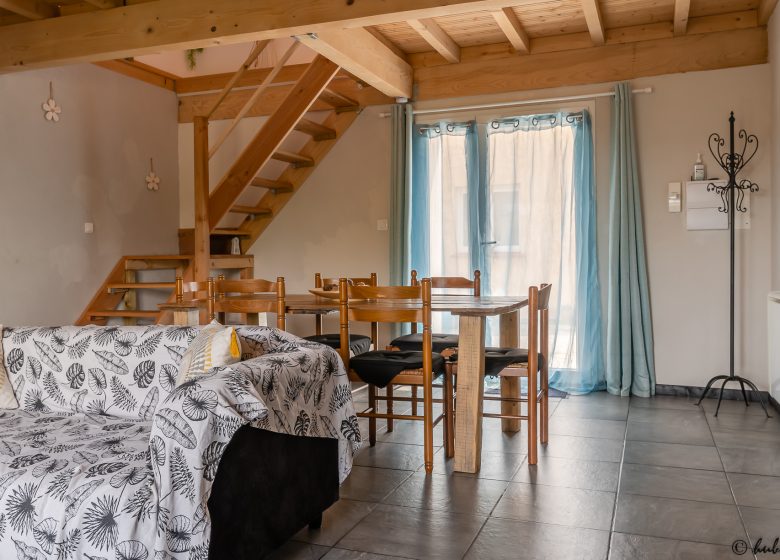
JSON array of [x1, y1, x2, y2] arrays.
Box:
[[0, 0, 771, 118]]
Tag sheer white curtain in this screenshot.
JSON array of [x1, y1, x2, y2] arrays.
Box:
[[486, 119, 577, 370], [424, 128, 472, 333]]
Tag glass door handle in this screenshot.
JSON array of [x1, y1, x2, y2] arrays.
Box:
[[481, 241, 497, 245]]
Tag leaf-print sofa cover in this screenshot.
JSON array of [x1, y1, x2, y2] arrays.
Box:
[[0, 325, 360, 560]]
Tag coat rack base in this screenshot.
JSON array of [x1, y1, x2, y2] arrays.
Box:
[[696, 374, 771, 417]]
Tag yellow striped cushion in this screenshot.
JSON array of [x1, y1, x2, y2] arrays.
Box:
[[0, 326, 19, 409], [176, 321, 241, 386]]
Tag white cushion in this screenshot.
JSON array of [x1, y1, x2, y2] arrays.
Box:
[[176, 320, 241, 385]]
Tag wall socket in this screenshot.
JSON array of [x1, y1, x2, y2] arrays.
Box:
[[84, 222, 94, 234], [377, 219, 388, 231]]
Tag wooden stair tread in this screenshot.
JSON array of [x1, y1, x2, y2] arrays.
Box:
[[213, 228, 251, 236], [295, 118, 337, 140], [229, 205, 273, 215], [107, 282, 176, 291], [272, 150, 314, 167], [250, 177, 293, 192], [125, 255, 192, 261], [319, 88, 359, 110], [88, 310, 159, 318]]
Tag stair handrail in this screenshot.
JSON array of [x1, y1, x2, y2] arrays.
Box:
[[208, 40, 301, 160], [205, 40, 270, 120]]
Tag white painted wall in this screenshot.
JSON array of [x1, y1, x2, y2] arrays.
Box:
[[771, 12, 780, 290], [178, 65, 773, 390], [0, 64, 179, 325]]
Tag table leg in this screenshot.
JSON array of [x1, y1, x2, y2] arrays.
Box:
[[454, 315, 486, 473], [500, 311, 520, 432]]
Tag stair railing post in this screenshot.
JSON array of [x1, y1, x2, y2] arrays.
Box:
[[193, 115, 211, 286]]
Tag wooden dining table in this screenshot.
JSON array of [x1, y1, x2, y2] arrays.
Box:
[[160, 293, 528, 474]]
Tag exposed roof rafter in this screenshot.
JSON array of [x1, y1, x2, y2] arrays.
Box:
[[408, 18, 461, 62], [580, 0, 606, 44], [492, 7, 530, 52]]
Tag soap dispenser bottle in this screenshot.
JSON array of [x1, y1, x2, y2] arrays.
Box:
[[694, 153, 706, 181]]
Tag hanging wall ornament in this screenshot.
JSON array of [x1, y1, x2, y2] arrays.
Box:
[[145, 158, 160, 191], [42, 82, 61, 123]]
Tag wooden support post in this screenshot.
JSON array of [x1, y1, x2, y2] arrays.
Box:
[[193, 116, 210, 284]]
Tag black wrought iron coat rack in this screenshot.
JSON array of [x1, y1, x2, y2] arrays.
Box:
[[696, 112, 770, 417]]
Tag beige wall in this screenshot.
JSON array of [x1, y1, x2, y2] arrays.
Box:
[[179, 65, 773, 390], [0, 64, 180, 326], [771, 13, 780, 289], [628, 67, 772, 390]]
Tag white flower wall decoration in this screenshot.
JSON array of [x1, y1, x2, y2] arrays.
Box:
[[42, 82, 61, 122], [145, 158, 160, 191]]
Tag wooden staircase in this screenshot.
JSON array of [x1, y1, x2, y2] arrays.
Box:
[[77, 254, 254, 326], [79, 40, 358, 324], [180, 41, 362, 261]]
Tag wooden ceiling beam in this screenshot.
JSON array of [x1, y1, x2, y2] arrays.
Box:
[[0, 0, 56, 20], [0, 0, 527, 72], [297, 27, 413, 98], [759, 0, 779, 24], [408, 11, 757, 68], [580, 0, 606, 45], [83, 0, 122, 8], [408, 18, 461, 62], [491, 7, 530, 53], [674, 0, 691, 35], [94, 59, 178, 90], [414, 27, 766, 101]]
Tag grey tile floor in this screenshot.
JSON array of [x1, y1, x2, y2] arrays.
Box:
[[269, 391, 780, 560]]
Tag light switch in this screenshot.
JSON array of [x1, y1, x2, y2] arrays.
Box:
[[668, 182, 681, 213], [84, 222, 94, 234], [377, 219, 388, 231]]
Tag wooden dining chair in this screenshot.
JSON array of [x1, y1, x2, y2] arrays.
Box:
[[338, 278, 452, 472], [212, 276, 286, 330], [304, 273, 376, 356], [175, 276, 215, 323], [447, 283, 551, 465], [388, 270, 480, 426]]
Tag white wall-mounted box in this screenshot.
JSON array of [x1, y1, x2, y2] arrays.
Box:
[[685, 180, 751, 230]]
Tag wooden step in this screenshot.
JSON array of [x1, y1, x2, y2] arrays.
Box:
[[125, 255, 191, 261], [318, 89, 359, 112], [88, 310, 159, 318], [213, 228, 251, 236], [229, 205, 273, 216], [295, 118, 337, 140], [272, 150, 314, 168], [107, 282, 176, 293], [250, 177, 294, 192]]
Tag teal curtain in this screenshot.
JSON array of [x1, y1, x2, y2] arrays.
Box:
[[466, 124, 490, 284], [606, 82, 656, 397], [389, 104, 412, 286], [409, 122, 431, 278], [548, 111, 606, 394]]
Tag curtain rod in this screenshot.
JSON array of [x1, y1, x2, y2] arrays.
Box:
[[378, 87, 653, 117]]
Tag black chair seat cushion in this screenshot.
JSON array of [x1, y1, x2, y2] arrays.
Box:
[[349, 350, 445, 388], [449, 347, 544, 377], [303, 333, 372, 356], [390, 333, 459, 353]]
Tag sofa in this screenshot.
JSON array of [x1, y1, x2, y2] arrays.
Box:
[[0, 325, 360, 560]]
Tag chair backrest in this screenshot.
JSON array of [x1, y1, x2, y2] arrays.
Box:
[[175, 276, 215, 320], [315, 273, 377, 291], [212, 276, 286, 330], [409, 270, 479, 333], [411, 270, 480, 296], [526, 283, 552, 375], [338, 278, 432, 369]]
